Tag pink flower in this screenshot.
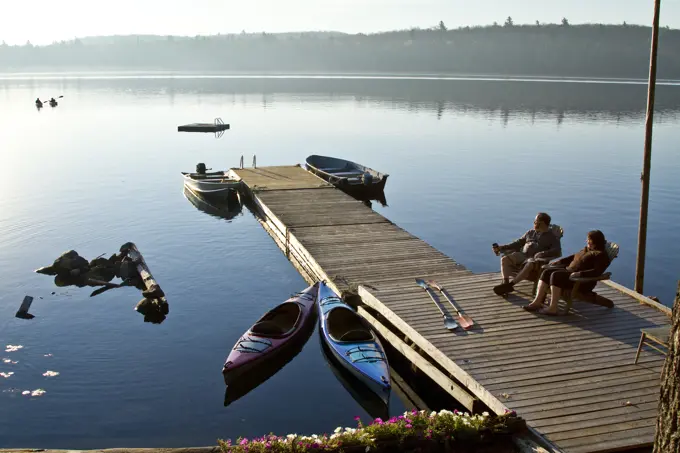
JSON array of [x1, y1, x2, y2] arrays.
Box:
[[398, 415, 405, 420], [239, 438, 249, 446], [374, 417, 384, 425], [312, 442, 320, 448], [405, 424, 412, 429], [354, 416, 361, 421], [265, 442, 272, 449], [426, 434, 432, 440]]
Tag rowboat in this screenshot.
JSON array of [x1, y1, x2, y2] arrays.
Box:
[[316, 281, 391, 404], [222, 283, 318, 385], [305, 155, 388, 194], [182, 163, 240, 198]]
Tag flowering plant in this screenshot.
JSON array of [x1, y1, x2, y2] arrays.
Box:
[[219, 409, 524, 452]]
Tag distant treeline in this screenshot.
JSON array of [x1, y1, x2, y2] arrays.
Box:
[[1, 22, 679, 78]]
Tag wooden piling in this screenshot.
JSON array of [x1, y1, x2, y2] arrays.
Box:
[[635, 0, 662, 294]]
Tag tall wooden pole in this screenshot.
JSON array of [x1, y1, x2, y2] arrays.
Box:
[[635, 0, 662, 294]]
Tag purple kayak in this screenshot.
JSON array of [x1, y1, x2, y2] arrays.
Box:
[[222, 283, 318, 384]]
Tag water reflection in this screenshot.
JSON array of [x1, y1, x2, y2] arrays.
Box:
[[356, 191, 388, 209], [183, 186, 243, 222], [223, 312, 316, 407], [318, 330, 389, 421], [5, 76, 679, 125]]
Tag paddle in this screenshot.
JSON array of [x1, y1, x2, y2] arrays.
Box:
[[415, 278, 457, 330], [426, 280, 474, 330]]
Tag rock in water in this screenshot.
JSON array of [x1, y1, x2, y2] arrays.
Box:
[[135, 298, 167, 324], [52, 250, 89, 275], [89, 257, 109, 268], [118, 260, 137, 280], [88, 257, 118, 282], [35, 265, 58, 275], [135, 297, 153, 313], [54, 250, 79, 264]]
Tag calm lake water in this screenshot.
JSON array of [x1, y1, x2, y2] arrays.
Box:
[[1, 75, 679, 449]]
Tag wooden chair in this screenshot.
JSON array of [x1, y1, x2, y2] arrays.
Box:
[[634, 325, 671, 364], [541, 241, 619, 315]]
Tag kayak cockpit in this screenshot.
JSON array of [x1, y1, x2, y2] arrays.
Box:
[[250, 302, 302, 337], [327, 307, 375, 343]]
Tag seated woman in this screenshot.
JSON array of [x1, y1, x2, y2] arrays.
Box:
[[524, 230, 611, 315]]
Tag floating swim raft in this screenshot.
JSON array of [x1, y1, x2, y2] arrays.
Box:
[[178, 117, 230, 133]]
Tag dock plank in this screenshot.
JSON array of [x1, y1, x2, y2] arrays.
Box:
[[233, 165, 671, 453]]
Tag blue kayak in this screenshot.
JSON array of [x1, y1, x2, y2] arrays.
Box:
[[317, 281, 391, 404]]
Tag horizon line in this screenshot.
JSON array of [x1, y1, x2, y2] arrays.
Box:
[[2, 21, 678, 46]]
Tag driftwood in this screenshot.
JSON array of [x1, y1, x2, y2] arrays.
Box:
[[121, 242, 169, 324]]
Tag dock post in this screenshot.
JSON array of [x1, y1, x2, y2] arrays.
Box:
[[635, 0, 662, 294]]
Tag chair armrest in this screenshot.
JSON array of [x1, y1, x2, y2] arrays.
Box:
[[569, 272, 612, 282]]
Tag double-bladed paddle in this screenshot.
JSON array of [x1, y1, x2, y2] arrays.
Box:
[[426, 280, 474, 330], [415, 278, 458, 330]]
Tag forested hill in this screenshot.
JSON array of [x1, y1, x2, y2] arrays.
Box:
[[1, 23, 679, 79]]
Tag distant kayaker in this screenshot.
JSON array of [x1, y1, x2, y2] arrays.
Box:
[[35, 98, 43, 107]]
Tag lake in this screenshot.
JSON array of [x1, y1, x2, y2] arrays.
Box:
[[1, 75, 679, 449]]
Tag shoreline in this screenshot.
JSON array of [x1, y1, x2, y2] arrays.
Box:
[[0, 71, 679, 86]]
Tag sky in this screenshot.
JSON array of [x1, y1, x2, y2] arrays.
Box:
[[1, 0, 679, 45]]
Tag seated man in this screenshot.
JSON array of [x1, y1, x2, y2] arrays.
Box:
[[492, 212, 561, 295], [524, 230, 611, 315]]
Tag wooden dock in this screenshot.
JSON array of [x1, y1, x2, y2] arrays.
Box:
[[230, 165, 672, 453]]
